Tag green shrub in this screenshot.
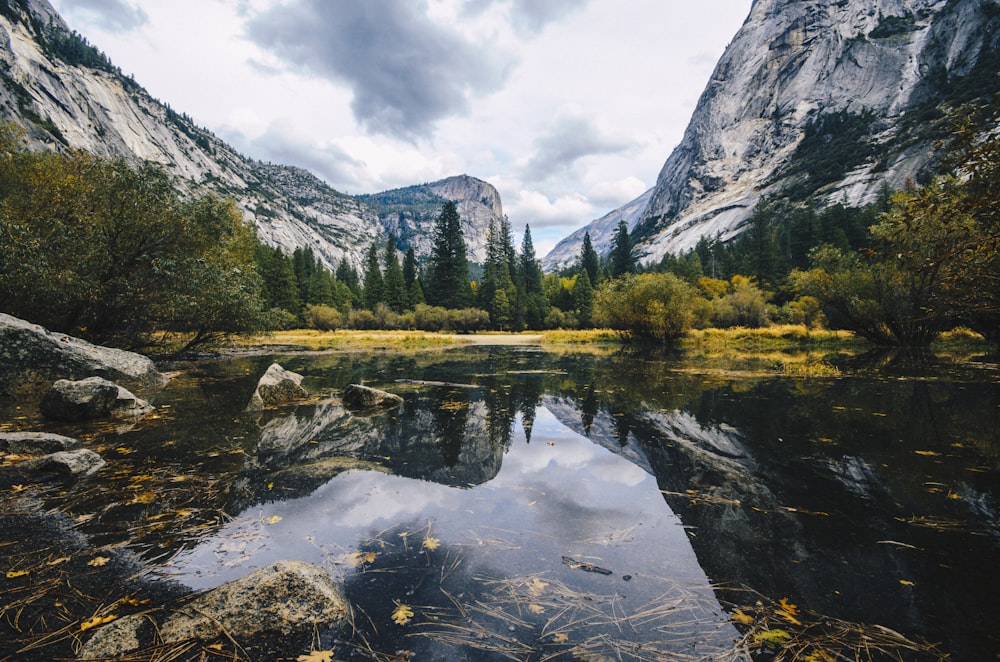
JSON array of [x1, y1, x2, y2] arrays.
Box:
[[594, 273, 704, 344]]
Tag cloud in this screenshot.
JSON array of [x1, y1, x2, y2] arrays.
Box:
[[234, 121, 363, 193], [246, 0, 511, 140], [587, 177, 648, 208], [521, 112, 632, 182], [464, 0, 589, 37], [509, 190, 594, 229], [57, 0, 147, 31]]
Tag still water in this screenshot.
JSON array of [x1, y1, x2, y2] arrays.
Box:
[[7, 344, 1000, 659]]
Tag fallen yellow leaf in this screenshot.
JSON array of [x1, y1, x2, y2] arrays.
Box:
[[528, 603, 545, 614], [88, 556, 110, 567], [391, 603, 414, 625], [527, 577, 548, 596], [422, 536, 440, 551], [552, 633, 569, 643], [47, 556, 71, 566], [6, 569, 29, 578], [899, 579, 916, 586], [296, 651, 334, 662], [267, 515, 282, 525], [732, 608, 754, 625], [80, 614, 117, 632]]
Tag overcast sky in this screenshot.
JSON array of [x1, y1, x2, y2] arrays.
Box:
[[48, 0, 751, 255]]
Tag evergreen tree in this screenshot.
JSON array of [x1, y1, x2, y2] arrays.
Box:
[[427, 201, 472, 309], [573, 269, 594, 327], [362, 241, 384, 310], [519, 225, 546, 329], [255, 245, 301, 313], [335, 258, 362, 307], [382, 234, 406, 313], [609, 220, 635, 278], [402, 247, 420, 309], [479, 220, 518, 329], [580, 231, 600, 285]]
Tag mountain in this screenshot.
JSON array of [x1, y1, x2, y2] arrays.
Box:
[[0, 0, 502, 270], [546, 0, 1000, 267], [541, 188, 652, 272], [360, 175, 504, 263]]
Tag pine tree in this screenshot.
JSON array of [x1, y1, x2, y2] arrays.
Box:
[[519, 225, 546, 329], [609, 219, 635, 278], [383, 234, 406, 313], [580, 231, 600, 285], [573, 269, 594, 327], [427, 201, 472, 309], [402, 247, 419, 309], [362, 241, 384, 310], [255, 245, 301, 313]]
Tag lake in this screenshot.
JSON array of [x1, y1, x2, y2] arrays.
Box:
[[2, 343, 997, 660]]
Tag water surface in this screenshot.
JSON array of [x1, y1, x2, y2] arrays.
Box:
[[3, 345, 998, 659]]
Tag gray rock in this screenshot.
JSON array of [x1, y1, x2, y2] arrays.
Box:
[[0, 313, 167, 396], [110, 384, 155, 419], [245, 363, 308, 411], [160, 560, 350, 641], [38, 377, 154, 422], [342, 384, 403, 411], [78, 614, 151, 660], [40, 377, 120, 421], [21, 449, 106, 478], [0, 431, 79, 454]]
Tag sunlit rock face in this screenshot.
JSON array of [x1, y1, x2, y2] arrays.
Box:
[[363, 174, 505, 264], [550, 0, 1000, 266]]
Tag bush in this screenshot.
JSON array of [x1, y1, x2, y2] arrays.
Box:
[[594, 273, 704, 344], [709, 276, 771, 328], [305, 304, 342, 331]]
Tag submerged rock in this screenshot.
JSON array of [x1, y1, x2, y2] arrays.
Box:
[[20, 448, 106, 478], [246, 363, 308, 411], [0, 313, 167, 396], [0, 431, 79, 454], [342, 384, 403, 412], [39, 376, 153, 421], [159, 560, 350, 641]]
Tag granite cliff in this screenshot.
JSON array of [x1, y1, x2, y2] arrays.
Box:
[[545, 0, 1000, 267]]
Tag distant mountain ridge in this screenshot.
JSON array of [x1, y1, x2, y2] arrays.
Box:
[[0, 0, 502, 269], [544, 0, 1000, 267]]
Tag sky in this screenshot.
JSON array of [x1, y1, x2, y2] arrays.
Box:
[[48, 0, 751, 256]]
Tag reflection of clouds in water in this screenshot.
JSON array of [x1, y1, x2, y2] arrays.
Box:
[[301, 471, 462, 529], [499, 408, 649, 489]]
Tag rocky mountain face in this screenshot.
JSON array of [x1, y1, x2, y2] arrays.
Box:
[[546, 0, 1000, 267], [541, 188, 652, 272], [0, 0, 500, 270], [359, 174, 504, 263]]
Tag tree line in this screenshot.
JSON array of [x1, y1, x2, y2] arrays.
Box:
[[2, 99, 996, 350]]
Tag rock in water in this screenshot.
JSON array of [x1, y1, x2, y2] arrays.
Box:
[[20, 449, 106, 478], [342, 384, 404, 411], [40, 377, 119, 421], [245, 363, 308, 411], [39, 376, 153, 421], [0, 432, 79, 454], [159, 560, 350, 641], [0, 313, 167, 396]]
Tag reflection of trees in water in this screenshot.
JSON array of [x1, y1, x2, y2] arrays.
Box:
[[431, 387, 470, 467]]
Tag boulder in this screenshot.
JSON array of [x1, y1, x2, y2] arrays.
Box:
[[38, 376, 153, 422], [159, 560, 350, 641], [77, 615, 150, 660], [245, 363, 308, 411], [342, 384, 403, 411], [20, 449, 106, 478], [0, 313, 168, 396], [0, 431, 79, 454]]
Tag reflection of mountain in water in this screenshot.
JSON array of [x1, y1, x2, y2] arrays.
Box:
[[546, 374, 1000, 660]]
